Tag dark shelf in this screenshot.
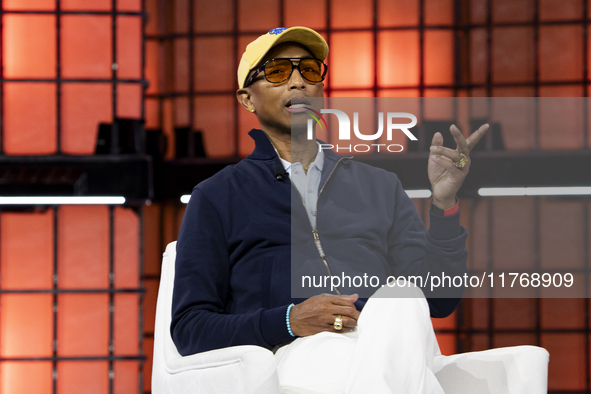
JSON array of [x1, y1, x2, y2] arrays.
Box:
[[4, 150, 590, 205], [0, 154, 153, 204]]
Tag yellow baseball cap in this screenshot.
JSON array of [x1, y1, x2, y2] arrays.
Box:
[[237, 27, 329, 89]]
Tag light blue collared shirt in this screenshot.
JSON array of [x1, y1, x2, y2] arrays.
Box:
[[280, 144, 324, 229]]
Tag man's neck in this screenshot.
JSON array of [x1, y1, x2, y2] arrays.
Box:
[[263, 129, 318, 167]]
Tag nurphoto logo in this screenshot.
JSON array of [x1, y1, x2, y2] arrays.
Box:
[[304, 108, 418, 153]]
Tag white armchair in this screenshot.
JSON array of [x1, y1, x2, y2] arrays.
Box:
[[152, 242, 549, 394]]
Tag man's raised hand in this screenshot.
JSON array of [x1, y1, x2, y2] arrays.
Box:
[[428, 124, 488, 209]]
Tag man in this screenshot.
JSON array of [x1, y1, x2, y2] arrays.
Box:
[[172, 26, 487, 393]]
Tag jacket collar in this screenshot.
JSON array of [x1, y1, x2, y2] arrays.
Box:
[[246, 128, 347, 164]]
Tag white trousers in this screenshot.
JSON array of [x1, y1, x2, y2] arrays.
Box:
[[275, 285, 444, 394]]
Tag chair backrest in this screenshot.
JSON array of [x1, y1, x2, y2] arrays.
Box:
[[151, 241, 178, 393]]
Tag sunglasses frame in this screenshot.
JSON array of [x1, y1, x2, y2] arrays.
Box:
[[244, 57, 328, 87]]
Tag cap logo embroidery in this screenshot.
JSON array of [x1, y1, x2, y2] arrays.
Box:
[[268, 27, 286, 35]]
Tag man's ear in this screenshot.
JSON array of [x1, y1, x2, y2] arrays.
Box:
[[236, 88, 254, 112]]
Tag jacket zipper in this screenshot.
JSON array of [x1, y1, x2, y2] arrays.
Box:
[[292, 156, 351, 295]]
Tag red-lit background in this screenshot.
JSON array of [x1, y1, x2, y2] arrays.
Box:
[[1, 0, 590, 393]]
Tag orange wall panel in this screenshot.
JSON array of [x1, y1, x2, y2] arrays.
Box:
[[3, 15, 56, 78], [492, 197, 537, 270], [56, 361, 109, 393], [330, 32, 374, 89], [284, 0, 326, 30], [143, 338, 154, 391], [174, 97, 190, 127], [195, 37, 235, 92], [493, 299, 537, 329], [57, 294, 109, 356], [3, 83, 57, 155], [492, 27, 535, 84], [114, 361, 140, 394], [539, 95, 584, 149], [58, 206, 109, 289], [238, 107, 259, 156], [61, 0, 110, 10], [145, 40, 162, 95], [543, 334, 586, 390], [0, 211, 53, 290], [173, 38, 190, 92], [0, 295, 53, 357], [4, 0, 54, 10], [540, 26, 583, 82], [173, 0, 189, 34], [331, 0, 372, 29], [61, 83, 112, 155], [118, 0, 142, 11], [540, 0, 582, 20], [378, 31, 420, 87], [435, 333, 456, 356], [0, 362, 52, 394], [114, 207, 140, 288], [61, 15, 112, 79], [424, 31, 454, 86], [114, 294, 140, 355], [196, 95, 236, 157], [143, 279, 159, 334], [541, 299, 585, 330], [493, 0, 535, 23], [238, 0, 279, 32], [540, 199, 586, 270], [117, 16, 143, 80], [117, 83, 143, 118], [378, 0, 419, 27], [145, 0, 160, 36], [195, 0, 234, 33], [425, 0, 454, 25], [469, 28, 488, 85]]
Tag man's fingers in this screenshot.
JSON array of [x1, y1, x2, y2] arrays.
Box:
[[466, 123, 489, 151], [450, 124, 469, 153], [430, 153, 465, 172], [327, 294, 359, 306], [429, 145, 462, 162], [332, 305, 360, 320], [431, 131, 444, 147], [327, 315, 357, 332]]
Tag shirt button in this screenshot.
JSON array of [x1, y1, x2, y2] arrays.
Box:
[[308, 189, 312, 193], [312, 211, 317, 216], [294, 170, 298, 174]]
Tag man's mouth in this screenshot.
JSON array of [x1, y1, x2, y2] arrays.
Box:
[[286, 98, 312, 113]]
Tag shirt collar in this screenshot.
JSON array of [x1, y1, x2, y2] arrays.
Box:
[[280, 142, 324, 172]]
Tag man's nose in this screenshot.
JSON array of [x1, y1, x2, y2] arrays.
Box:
[[288, 66, 306, 89]]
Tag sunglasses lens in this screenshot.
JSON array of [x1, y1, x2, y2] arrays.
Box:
[[264, 59, 293, 83], [299, 59, 323, 82]]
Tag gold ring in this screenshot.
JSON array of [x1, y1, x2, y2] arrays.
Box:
[[334, 315, 343, 331], [454, 153, 468, 169]]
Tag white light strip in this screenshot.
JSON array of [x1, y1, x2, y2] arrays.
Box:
[[182, 190, 432, 204], [0, 196, 126, 205], [405, 189, 432, 199], [478, 187, 591, 197]]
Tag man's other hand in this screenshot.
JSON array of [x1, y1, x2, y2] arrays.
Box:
[[290, 293, 360, 337], [428, 123, 488, 209]]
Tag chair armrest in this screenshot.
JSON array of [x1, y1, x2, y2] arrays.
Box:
[[152, 242, 280, 394], [433, 345, 549, 394], [158, 345, 279, 394], [165, 343, 277, 375]]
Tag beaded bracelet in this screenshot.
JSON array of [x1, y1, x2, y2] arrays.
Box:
[[286, 303, 296, 337]]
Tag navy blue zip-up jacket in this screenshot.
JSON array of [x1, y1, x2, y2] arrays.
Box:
[[171, 129, 468, 356]]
